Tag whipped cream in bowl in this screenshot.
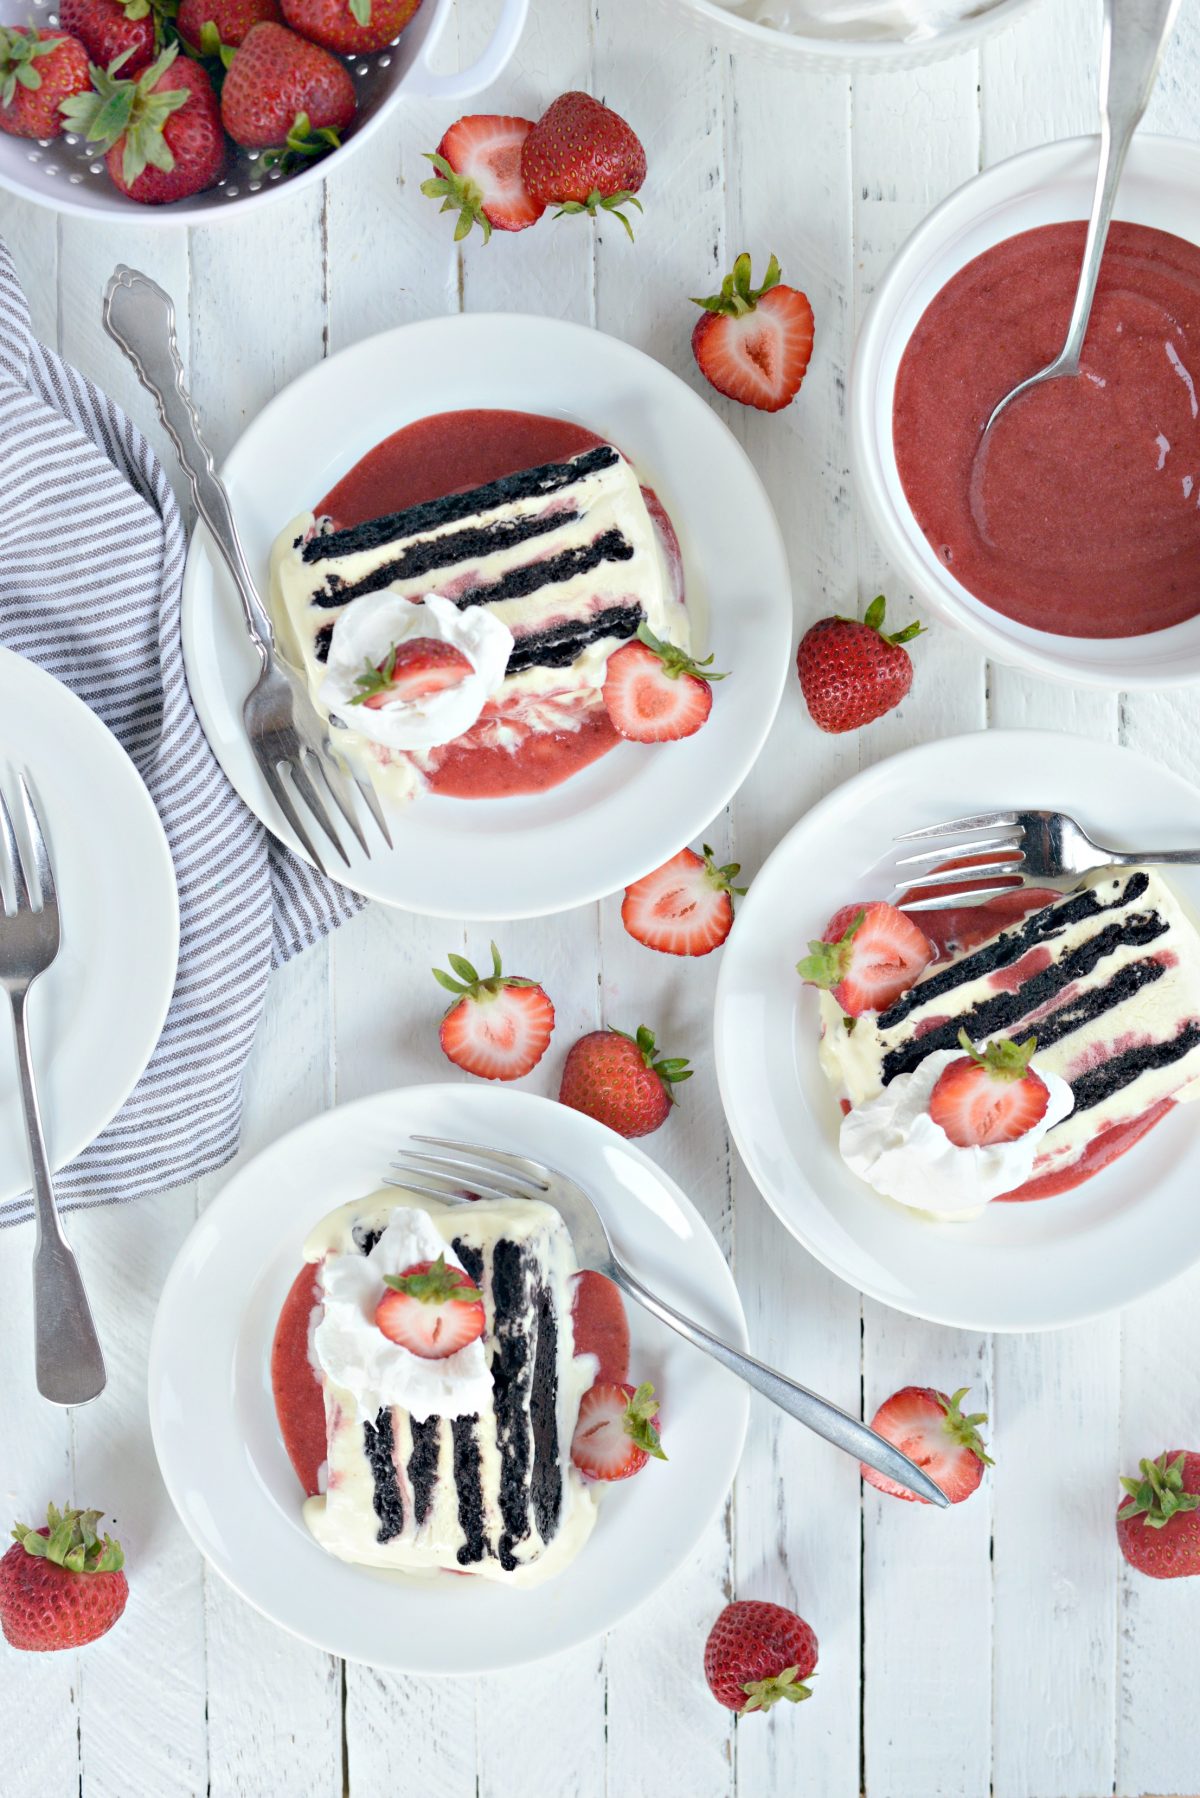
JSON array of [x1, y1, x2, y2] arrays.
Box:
[[311, 1206, 494, 1422], [839, 1048, 1075, 1219], [318, 591, 513, 753]]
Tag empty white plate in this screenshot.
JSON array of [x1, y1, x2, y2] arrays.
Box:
[[0, 649, 178, 1210], [715, 730, 1200, 1331], [148, 1085, 749, 1671], [180, 312, 792, 917]]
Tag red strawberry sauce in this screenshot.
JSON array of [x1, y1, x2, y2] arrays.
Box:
[[316, 408, 682, 799], [271, 1259, 629, 1497], [893, 221, 1200, 639]]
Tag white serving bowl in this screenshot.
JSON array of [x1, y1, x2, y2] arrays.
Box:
[[0, 0, 526, 224], [851, 134, 1200, 690], [666, 0, 1040, 72]]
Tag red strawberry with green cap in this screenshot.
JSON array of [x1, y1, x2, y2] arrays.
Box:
[[1117, 1451, 1200, 1579], [0, 1504, 128, 1651], [219, 22, 354, 165], [797, 900, 932, 1018], [349, 638, 473, 710], [177, 0, 282, 67], [691, 253, 815, 413], [703, 1600, 818, 1715], [861, 1385, 993, 1504], [520, 90, 646, 241], [929, 1031, 1051, 1148], [602, 623, 724, 744], [797, 594, 923, 733], [59, 0, 158, 80], [280, 0, 419, 55], [571, 1379, 665, 1480], [622, 844, 745, 957], [374, 1253, 486, 1360], [421, 113, 543, 244], [0, 28, 90, 139], [558, 1024, 690, 1139], [435, 941, 555, 1082], [60, 44, 225, 203]]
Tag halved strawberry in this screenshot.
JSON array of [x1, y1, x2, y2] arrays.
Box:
[[861, 1385, 993, 1505], [796, 900, 932, 1018], [602, 624, 724, 744], [421, 114, 544, 244], [928, 1031, 1050, 1147], [622, 844, 745, 956], [571, 1380, 666, 1481], [349, 637, 472, 710], [691, 253, 815, 414], [374, 1253, 486, 1359], [435, 941, 554, 1082]]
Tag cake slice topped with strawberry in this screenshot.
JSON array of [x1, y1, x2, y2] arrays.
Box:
[[797, 901, 933, 1017]]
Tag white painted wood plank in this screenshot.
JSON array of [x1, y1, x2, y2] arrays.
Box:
[[1, 204, 58, 344]]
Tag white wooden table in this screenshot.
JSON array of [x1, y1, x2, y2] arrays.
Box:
[[4, 0, 1200, 1791]]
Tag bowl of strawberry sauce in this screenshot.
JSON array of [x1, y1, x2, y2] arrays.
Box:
[[851, 134, 1200, 689]]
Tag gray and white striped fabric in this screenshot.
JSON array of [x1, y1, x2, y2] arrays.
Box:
[[0, 237, 362, 1227]]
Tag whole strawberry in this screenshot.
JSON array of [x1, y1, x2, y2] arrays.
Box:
[[1117, 1450, 1200, 1579], [177, 0, 282, 63], [703, 1600, 818, 1715], [0, 28, 90, 140], [279, 0, 420, 54], [220, 22, 354, 162], [0, 1504, 128, 1652], [796, 594, 923, 734], [58, 0, 157, 80], [691, 253, 814, 413], [558, 1024, 690, 1138], [520, 90, 645, 239], [61, 45, 226, 204]]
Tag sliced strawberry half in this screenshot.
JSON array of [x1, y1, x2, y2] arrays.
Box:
[[435, 941, 554, 1081], [621, 844, 745, 956], [349, 637, 473, 709], [796, 900, 933, 1017], [375, 1253, 486, 1359], [928, 1030, 1051, 1147], [421, 113, 544, 243], [602, 624, 725, 744], [571, 1380, 666, 1481], [861, 1385, 993, 1505], [691, 252, 815, 414]]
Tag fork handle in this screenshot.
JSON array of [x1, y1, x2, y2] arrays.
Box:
[[101, 265, 274, 657], [8, 993, 106, 1407], [1105, 849, 1200, 865], [607, 1260, 947, 1507]]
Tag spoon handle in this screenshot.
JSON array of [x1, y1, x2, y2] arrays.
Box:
[[607, 1258, 949, 1507], [1060, 0, 1182, 371]]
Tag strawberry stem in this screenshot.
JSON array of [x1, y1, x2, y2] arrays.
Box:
[[937, 1387, 994, 1467], [739, 1666, 814, 1715], [795, 910, 864, 989], [381, 1252, 482, 1307], [1119, 1452, 1200, 1529], [11, 1504, 124, 1574], [554, 186, 643, 242], [635, 622, 727, 683], [692, 251, 782, 318], [956, 1029, 1038, 1081], [420, 150, 492, 244], [622, 1381, 667, 1460]]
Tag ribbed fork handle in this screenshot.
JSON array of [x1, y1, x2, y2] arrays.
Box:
[[607, 1259, 947, 1507], [9, 992, 106, 1406]]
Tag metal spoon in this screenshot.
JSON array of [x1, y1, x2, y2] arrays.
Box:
[[983, 0, 1182, 437]]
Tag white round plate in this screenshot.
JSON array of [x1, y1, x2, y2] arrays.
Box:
[[0, 650, 178, 1207], [180, 312, 792, 918], [715, 730, 1200, 1333], [148, 1085, 749, 1671]]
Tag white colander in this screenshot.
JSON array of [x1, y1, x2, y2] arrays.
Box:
[[0, 0, 527, 223]]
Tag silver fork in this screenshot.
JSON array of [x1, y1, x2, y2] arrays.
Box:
[[101, 265, 392, 877], [891, 807, 1200, 913], [0, 776, 106, 1406], [387, 1136, 950, 1506]]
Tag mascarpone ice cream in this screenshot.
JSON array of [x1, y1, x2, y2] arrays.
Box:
[[300, 1190, 600, 1587], [704, 0, 1004, 42]]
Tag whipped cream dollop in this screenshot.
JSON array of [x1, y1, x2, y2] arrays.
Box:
[[312, 1206, 493, 1422], [707, 0, 1001, 42], [317, 591, 513, 752], [839, 1049, 1076, 1218]]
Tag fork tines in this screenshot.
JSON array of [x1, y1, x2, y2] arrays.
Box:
[[0, 774, 56, 918], [384, 1138, 551, 1207], [890, 810, 1027, 913]]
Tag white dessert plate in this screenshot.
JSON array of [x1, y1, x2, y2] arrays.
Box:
[[715, 729, 1200, 1332], [148, 1085, 749, 1671], [0, 650, 178, 1211], [180, 312, 792, 917]]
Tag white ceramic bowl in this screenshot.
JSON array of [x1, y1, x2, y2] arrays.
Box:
[[851, 134, 1200, 689], [665, 0, 1040, 73], [0, 0, 526, 224]]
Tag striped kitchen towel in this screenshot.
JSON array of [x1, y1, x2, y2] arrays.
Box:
[[0, 237, 362, 1227]]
